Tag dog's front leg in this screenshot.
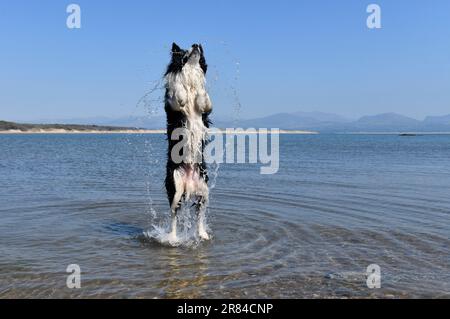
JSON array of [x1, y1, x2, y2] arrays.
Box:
[[195, 90, 212, 113], [167, 85, 188, 112]]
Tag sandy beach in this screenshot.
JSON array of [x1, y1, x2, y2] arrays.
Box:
[[0, 129, 166, 134]]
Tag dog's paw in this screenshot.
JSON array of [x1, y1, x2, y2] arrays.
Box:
[[167, 232, 179, 244], [195, 92, 212, 113], [175, 89, 187, 107], [198, 229, 210, 241]]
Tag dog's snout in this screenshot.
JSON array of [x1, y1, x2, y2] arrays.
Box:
[[192, 44, 200, 52]]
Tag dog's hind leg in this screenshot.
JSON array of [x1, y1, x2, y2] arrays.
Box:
[[168, 169, 184, 243], [194, 164, 210, 240], [195, 193, 210, 240]]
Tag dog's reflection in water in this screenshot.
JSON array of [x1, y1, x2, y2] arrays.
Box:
[[157, 248, 210, 298]]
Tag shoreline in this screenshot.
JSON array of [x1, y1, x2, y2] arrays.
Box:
[[336, 131, 450, 135], [0, 129, 166, 134], [3, 129, 450, 135], [0, 129, 318, 135]]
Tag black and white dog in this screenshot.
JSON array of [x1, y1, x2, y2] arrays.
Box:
[[164, 43, 212, 242]]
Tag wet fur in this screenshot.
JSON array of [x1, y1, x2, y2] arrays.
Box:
[[164, 43, 212, 241]]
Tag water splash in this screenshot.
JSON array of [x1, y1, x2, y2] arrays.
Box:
[[135, 78, 165, 118], [142, 200, 209, 248]]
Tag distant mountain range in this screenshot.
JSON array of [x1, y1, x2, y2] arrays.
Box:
[[218, 112, 450, 132], [22, 112, 450, 133]]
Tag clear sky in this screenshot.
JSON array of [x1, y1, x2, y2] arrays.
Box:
[[1, 0, 449, 121]]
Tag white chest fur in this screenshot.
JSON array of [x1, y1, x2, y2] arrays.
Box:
[[166, 63, 212, 164], [165, 63, 211, 115]]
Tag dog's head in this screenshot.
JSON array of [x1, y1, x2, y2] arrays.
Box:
[[165, 42, 207, 75]]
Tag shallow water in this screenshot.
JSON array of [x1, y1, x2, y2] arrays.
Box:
[[0, 134, 449, 298]]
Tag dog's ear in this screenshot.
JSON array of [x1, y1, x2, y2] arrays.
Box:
[[199, 44, 204, 54], [172, 42, 181, 53]]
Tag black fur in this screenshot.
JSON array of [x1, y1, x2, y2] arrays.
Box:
[[164, 43, 211, 205]]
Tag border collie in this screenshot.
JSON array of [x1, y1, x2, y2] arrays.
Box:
[[164, 43, 212, 242]]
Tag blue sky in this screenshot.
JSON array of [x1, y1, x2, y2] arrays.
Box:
[[1, 0, 449, 121]]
